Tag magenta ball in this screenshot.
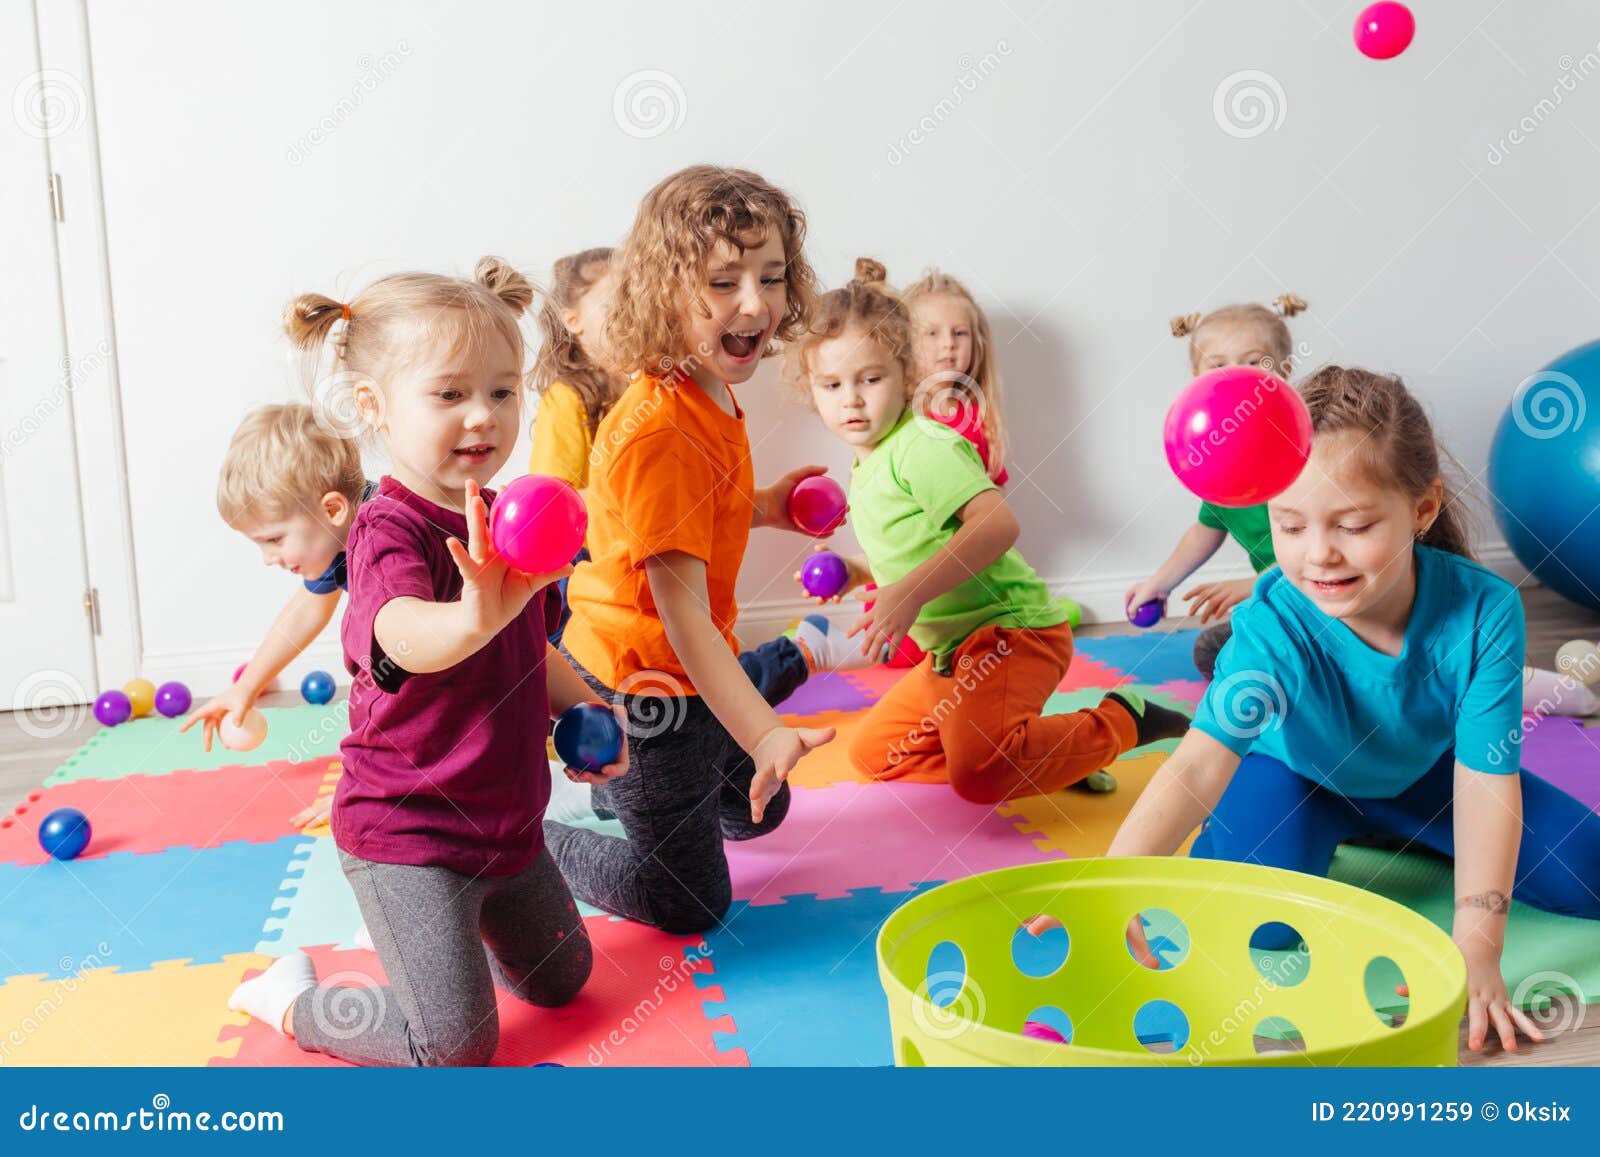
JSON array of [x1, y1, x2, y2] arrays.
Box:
[[490, 475, 588, 574], [1354, 2, 1414, 60], [1022, 1020, 1068, 1044], [788, 476, 847, 536], [154, 681, 192, 718], [1163, 366, 1312, 507], [1128, 599, 1164, 629], [232, 663, 246, 684], [93, 690, 132, 728], [801, 551, 850, 599]]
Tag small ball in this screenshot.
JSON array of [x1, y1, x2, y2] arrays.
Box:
[[1163, 367, 1313, 507], [301, 670, 336, 705], [38, 807, 92, 861], [1556, 639, 1600, 686], [801, 551, 850, 600], [93, 690, 132, 728], [154, 681, 192, 718], [788, 476, 848, 536], [1128, 599, 1164, 629], [489, 475, 588, 574], [1022, 1020, 1068, 1044], [219, 708, 269, 753], [1354, 2, 1415, 60], [552, 702, 624, 773], [122, 679, 157, 718]]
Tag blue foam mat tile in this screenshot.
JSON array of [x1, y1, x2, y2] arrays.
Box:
[[695, 883, 941, 1066], [1074, 628, 1203, 686], [0, 835, 306, 980]]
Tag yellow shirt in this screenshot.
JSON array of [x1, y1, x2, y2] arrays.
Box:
[[529, 382, 592, 489]]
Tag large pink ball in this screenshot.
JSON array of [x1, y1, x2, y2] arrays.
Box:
[[1354, 2, 1414, 60], [788, 476, 847, 536], [489, 475, 588, 574], [1163, 367, 1313, 507]]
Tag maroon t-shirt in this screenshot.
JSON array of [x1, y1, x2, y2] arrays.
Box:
[[334, 476, 560, 877]]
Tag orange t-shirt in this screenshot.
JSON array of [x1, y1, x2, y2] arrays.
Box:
[[561, 370, 753, 695]]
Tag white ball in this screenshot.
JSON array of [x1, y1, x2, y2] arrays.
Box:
[[1556, 640, 1600, 686], [219, 707, 269, 753]]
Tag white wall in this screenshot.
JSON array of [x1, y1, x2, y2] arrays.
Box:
[[75, 0, 1600, 690]]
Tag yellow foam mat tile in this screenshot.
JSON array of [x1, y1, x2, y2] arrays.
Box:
[[998, 751, 1197, 857]]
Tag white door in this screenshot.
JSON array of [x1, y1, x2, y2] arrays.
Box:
[[1, 5, 98, 727]]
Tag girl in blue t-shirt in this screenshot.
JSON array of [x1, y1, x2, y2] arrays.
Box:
[[1108, 365, 1600, 1054]]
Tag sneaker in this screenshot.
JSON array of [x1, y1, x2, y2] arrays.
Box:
[[788, 613, 887, 672]]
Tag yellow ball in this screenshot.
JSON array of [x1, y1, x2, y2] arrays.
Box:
[[1556, 639, 1600, 686], [122, 678, 157, 718]]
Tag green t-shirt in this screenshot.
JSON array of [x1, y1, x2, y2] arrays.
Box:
[[1197, 501, 1276, 573], [850, 412, 1076, 668]]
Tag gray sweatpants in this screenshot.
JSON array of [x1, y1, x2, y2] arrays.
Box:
[[291, 845, 590, 1067], [1193, 620, 1234, 681]]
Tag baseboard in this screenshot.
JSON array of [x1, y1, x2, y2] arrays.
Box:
[[138, 641, 347, 697]]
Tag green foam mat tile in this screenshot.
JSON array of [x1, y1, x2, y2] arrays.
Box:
[[45, 704, 348, 785]]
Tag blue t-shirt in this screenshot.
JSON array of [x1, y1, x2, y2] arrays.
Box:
[[1193, 545, 1525, 797], [302, 479, 377, 595]]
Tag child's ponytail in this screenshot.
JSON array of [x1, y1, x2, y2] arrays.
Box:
[[474, 256, 535, 316]]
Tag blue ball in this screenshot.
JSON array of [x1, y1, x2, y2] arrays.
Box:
[[38, 807, 92, 861], [1489, 339, 1600, 610], [552, 702, 623, 773], [301, 670, 336, 705]]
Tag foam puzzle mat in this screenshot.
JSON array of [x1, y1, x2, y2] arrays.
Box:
[[1, 630, 1595, 1066]]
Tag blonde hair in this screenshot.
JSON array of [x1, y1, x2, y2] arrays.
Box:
[[1298, 365, 1474, 559], [902, 268, 1007, 481], [533, 247, 619, 437], [603, 166, 816, 376], [785, 258, 913, 401], [217, 404, 366, 525], [1171, 293, 1307, 378], [284, 256, 535, 426]]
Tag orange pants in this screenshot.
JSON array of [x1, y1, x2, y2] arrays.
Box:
[[848, 622, 1137, 804]]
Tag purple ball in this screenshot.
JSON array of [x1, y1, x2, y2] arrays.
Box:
[[801, 551, 850, 600], [93, 690, 132, 728], [154, 681, 192, 718], [1128, 599, 1164, 629]]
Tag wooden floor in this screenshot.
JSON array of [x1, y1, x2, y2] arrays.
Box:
[[2, 584, 1597, 1066]]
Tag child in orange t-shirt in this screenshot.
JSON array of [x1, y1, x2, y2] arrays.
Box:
[[546, 166, 835, 933]]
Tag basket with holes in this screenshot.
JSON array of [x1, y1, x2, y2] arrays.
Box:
[[877, 858, 1467, 1066]]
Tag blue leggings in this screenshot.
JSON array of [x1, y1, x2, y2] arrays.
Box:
[[1192, 750, 1600, 945]]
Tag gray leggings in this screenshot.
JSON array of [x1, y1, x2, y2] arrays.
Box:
[[1193, 620, 1234, 681], [291, 846, 591, 1067]]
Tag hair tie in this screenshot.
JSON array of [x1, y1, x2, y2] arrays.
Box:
[[340, 303, 351, 322]]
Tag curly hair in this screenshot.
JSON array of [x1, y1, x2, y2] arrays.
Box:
[[603, 165, 816, 376], [903, 268, 1008, 482], [1170, 294, 1307, 378], [532, 247, 619, 436], [785, 258, 912, 402], [1298, 365, 1474, 559]]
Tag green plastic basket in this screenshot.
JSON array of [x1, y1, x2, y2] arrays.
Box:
[[877, 858, 1466, 1066]]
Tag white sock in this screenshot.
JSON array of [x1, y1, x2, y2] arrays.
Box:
[[791, 614, 882, 672], [228, 951, 316, 1036], [353, 924, 374, 952], [1523, 666, 1600, 717], [545, 758, 595, 824]]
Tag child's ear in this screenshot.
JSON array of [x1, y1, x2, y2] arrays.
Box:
[[323, 491, 352, 528], [560, 307, 583, 336], [353, 378, 385, 430], [1416, 477, 1446, 534]]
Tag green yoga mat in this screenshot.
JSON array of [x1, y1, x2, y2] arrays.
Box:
[[45, 704, 348, 786]]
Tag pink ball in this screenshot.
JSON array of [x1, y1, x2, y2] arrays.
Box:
[[788, 476, 847, 536], [1354, 2, 1414, 60], [1163, 367, 1312, 507], [489, 475, 588, 574], [1022, 1020, 1068, 1044]]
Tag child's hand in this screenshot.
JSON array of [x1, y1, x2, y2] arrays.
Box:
[[791, 544, 872, 606], [749, 724, 835, 822], [1124, 579, 1169, 620], [759, 465, 847, 535], [1182, 576, 1254, 625], [848, 580, 921, 661], [291, 794, 333, 832], [561, 704, 631, 787], [447, 480, 571, 642], [1460, 943, 1545, 1052], [179, 684, 258, 753]]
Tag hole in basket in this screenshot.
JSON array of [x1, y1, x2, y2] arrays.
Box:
[[1127, 908, 1189, 970], [926, 940, 967, 1009], [1364, 956, 1409, 1028], [1134, 999, 1190, 1053], [899, 1038, 925, 1067], [1022, 1005, 1073, 1044], [1253, 1015, 1306, 1055], [1012, 919, 1070, 977], [1249, 922, 1311, 988]]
